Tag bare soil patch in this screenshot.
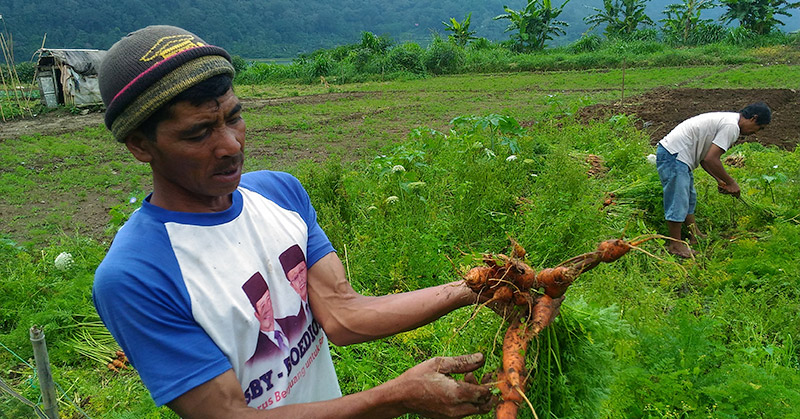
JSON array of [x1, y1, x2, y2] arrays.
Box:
[[0, 93, 374, 140], [578, 88, 800, 151], [0, 108, 106, 141]]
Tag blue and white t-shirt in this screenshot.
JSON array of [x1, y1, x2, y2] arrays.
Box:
[[93, 170, 342, 409]]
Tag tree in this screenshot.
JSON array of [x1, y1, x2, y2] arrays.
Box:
[[585, 0, 655, 38], [719, 0, 800, 35], [443, 13, 478, 47], [494, 0, 571, 52], [660, 0, 718, 44]]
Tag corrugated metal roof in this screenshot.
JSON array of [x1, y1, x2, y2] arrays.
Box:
[[37, 48, 107, 75]]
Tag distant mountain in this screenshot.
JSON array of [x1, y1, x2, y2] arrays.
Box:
[[1, 0, 797, 62]]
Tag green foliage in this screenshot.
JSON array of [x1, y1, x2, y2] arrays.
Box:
[[494, 0, 571, 51], [585, 0, 655, 38], [423, 35, 465, 75], [13, 62, 36, 83], [527, 299, 630, 418], [359, 31, 393, 54], [230, 55, 249, 74], [720, 0, 800, 35], [449, 114, 525, 155], [231, 30, 800, 85], [568, 33, 604, 52], [386, 43, 426, 74], [660, 0, 719, 45], [443, 13, 478, 47]]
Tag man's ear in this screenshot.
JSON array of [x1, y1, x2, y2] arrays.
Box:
[[125, 131, 155, 163]]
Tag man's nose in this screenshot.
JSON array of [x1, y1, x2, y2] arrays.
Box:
[[214, 127, 243, 158]]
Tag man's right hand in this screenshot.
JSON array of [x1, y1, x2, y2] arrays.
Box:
[[391, 353, 495, 418], [717, 180, 741, 198]]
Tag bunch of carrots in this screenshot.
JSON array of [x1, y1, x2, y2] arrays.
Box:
[[107, 350, 129, 373], [463, 236, 656, 419]]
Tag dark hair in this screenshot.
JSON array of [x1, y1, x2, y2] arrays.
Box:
[[134, 74, 234, 141], [740, 102, 772, 125]]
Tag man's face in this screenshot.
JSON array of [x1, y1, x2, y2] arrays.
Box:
[[136, 88, 246, 212], [286, 261, 308, 301], [254, 290, 275, 332], [740, 116, 766, 136]]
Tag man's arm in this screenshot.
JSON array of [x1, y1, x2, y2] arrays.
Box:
[[307, 252, 477, 346], [700, 144, 740, 197], [167, 356, 493, 418]]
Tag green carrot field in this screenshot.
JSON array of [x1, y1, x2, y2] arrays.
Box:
[[1, 63, 799, 418]]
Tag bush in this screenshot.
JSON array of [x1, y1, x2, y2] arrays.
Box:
[[230, 55, 249, 74], [423, 35, 465, 75], [386, 43, 425, 74], [468, 37, 494, 51], [689, 23, 727, 46], [14, 62, 36, 83], [569, 34, 604, 53], [360, 31, 393, 53]]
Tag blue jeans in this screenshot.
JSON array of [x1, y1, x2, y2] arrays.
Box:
[[656, 144, 696, 222]]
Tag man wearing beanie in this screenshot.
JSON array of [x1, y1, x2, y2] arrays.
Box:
[[93, 25, 498, 418]]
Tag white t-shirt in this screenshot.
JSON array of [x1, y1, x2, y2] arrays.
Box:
[[659, 112, 740, 170]]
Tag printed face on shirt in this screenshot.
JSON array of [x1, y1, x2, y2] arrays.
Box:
[[286, 261, 308, 301], [254, 289, 275, 332]]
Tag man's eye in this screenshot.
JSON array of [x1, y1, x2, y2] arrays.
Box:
[[186, 130, 210, 141]]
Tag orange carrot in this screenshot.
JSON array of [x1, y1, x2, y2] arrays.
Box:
[[596, 239, 632, 263], [535, 266, 572, 299], [492, 286, 514, 304], [496, 295, 563, 419], [512, 291, 531, 307], [465, 266, 495, 292], [465, 237, 646, 418]]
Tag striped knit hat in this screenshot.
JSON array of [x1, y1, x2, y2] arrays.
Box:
[[99, 25, 235, 142]]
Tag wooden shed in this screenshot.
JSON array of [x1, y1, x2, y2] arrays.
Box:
[[35, 48, 106, 108]]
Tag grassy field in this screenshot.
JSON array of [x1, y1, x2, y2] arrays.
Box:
[[1, 64, 799, 418]]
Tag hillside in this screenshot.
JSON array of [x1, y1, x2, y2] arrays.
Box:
[[3, 0, 797, 62]]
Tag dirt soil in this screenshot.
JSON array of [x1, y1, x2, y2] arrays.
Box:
[[3, 88, 797, 151], [0, 95, 366, 141], [578, 88, 800, 151]]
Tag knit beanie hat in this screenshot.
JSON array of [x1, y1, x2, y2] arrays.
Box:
[[99, 25, 235, 142]]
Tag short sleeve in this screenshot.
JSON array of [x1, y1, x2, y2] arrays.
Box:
[[93, 217, 232, 405]]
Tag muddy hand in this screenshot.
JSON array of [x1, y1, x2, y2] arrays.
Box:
[[395, 353, 495, 418]]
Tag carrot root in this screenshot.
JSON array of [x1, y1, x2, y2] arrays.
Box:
[[463, 237, 647, 419]]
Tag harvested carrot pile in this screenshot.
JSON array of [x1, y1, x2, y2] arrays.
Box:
[[464, 236, 654, 418]]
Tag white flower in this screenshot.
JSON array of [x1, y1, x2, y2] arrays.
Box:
[[506, 155, 517, 161], [773, 165, 779, 169], [391, 165, 406, 173], [384, 196, 400, 204], [54, 252, 74, 270], [646, 154, 657, 165], [129, 197, 137, 204]]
